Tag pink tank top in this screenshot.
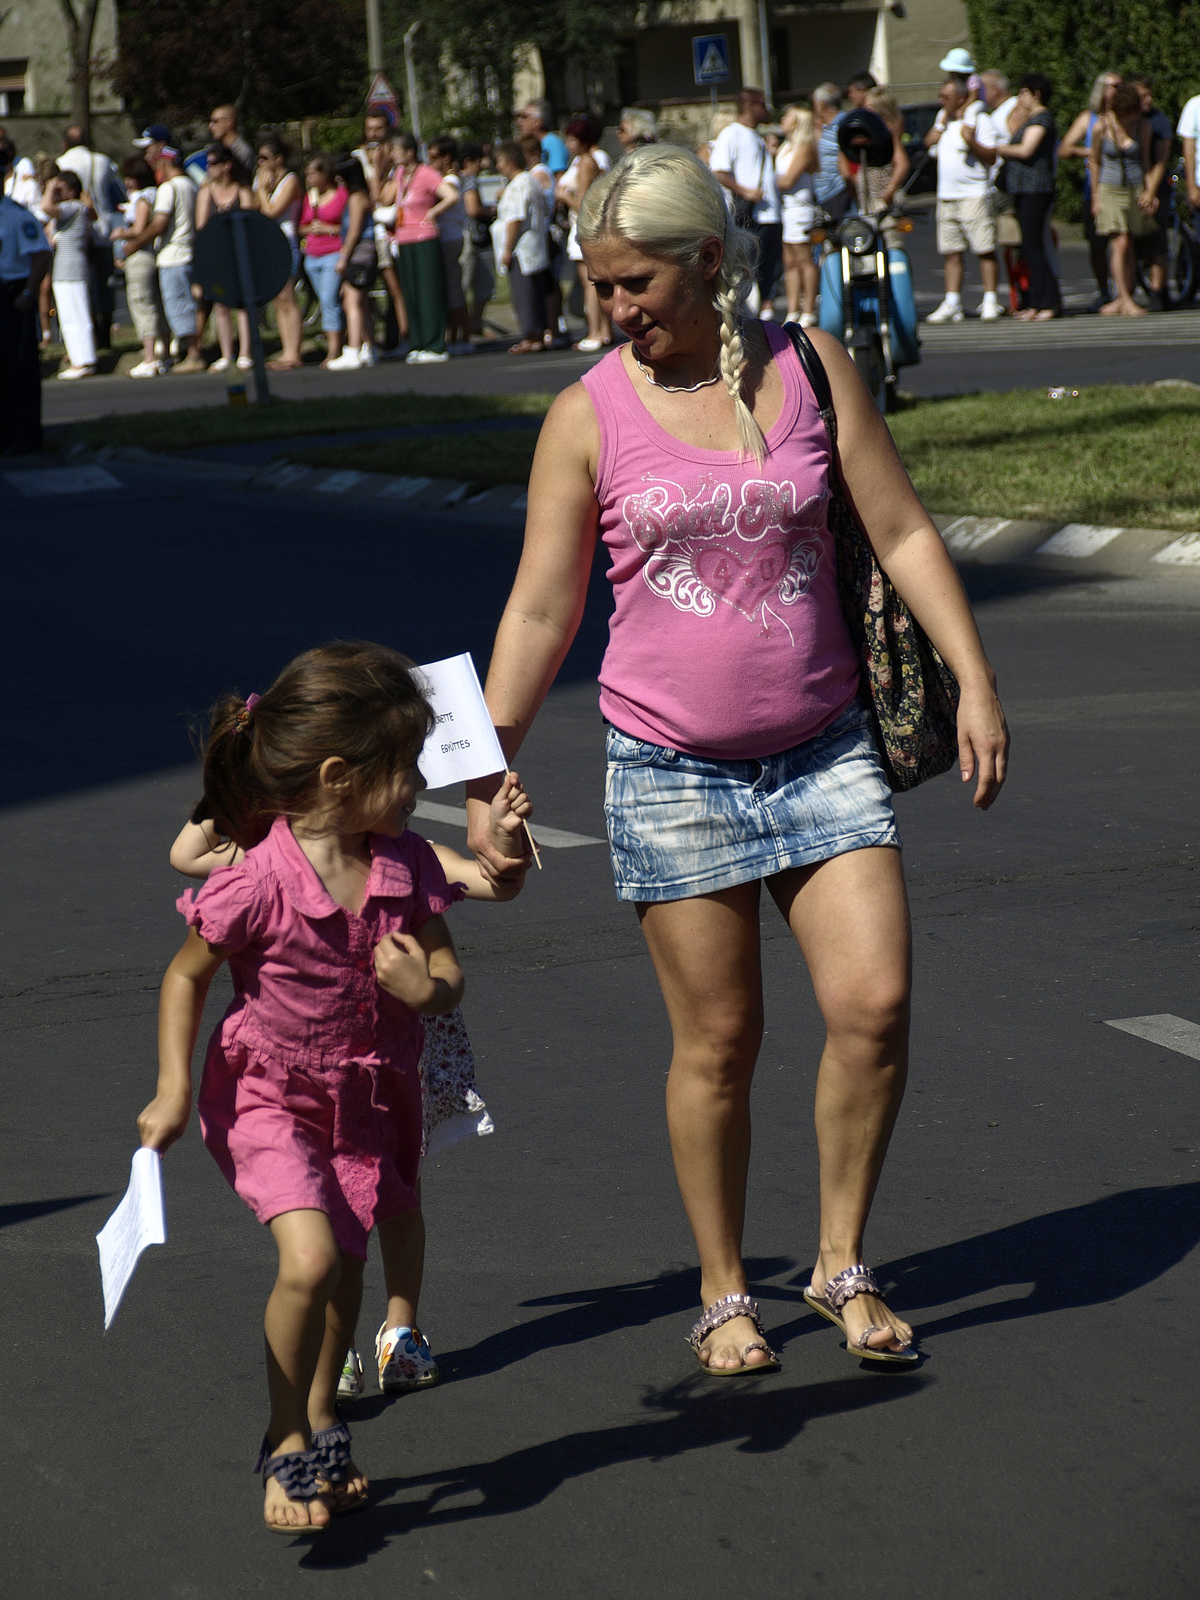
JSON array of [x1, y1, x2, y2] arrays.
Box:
[[581, 322, 860, 759]]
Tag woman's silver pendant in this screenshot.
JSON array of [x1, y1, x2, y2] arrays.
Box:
[[633, 349, 722, 394]]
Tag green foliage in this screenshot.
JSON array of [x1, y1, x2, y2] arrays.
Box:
[[964, 0, 1200, 127]]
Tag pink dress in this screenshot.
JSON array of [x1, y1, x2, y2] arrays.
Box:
[[179, 815, 465, 1257]]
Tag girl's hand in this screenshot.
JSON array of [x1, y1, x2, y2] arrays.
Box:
[[374, 932, 436, 1010], [137, 1089, 191, 1153], [487, 770, 533, 862], [501, 250, 513, 270], [956, 680, 1009, 810]]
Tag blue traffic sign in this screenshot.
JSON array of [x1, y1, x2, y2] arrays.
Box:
[[692, 33, 732, 86]]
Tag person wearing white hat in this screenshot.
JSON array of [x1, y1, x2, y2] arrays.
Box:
[[939, 47, 976, 75]]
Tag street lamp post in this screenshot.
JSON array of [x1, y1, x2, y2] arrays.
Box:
[[366, 0, 383, 75], [404, 21, 423, 145]]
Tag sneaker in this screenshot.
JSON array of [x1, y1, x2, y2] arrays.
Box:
[[337, 1347, 365, 1399], [375, 1322, 440, 1392], [325, 348, 362, 370], [128, 360, 162, 378], [405, 348, 449, 364], [926, 299, 964, 324], [56, 365, 95, 380], [759, 305, 777, 322], [209, 356, 231, 373], [171, 355, 209, 374], [236, 355, 254, 369], [978, 297, 1004, 321], [799, 312, 819, 328], [358, 344, 379, 366]]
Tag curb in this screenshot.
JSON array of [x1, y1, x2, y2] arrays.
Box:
[[932, 514, 1200, 577]]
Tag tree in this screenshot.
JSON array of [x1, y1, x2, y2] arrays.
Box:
[[115, 0, 366, 131], [59, 0, 102, 138]]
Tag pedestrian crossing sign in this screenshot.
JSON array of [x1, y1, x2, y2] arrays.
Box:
[[692, 33, 732, 86]]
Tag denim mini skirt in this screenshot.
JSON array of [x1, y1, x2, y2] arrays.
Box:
[[604, 699, 900, 903]]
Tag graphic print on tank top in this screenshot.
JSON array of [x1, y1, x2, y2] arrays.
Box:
[[621, 472, 829, 643]]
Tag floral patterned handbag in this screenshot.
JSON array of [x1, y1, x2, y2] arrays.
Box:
[[785, 324, 961, 792]]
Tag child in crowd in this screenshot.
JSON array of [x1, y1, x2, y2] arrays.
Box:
[[41, 171, 96, 379], [140, 642, 531, 1533]]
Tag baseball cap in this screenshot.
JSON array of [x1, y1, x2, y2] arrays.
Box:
[[133, 123, 172, 148], [939, 47, 976, 74], [159, 144, 181, 162]]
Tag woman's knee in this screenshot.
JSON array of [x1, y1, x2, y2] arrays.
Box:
[[820, 974, 910, 1047]]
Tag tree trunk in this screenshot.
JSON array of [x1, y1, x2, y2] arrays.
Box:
[[59, 0, 102, 142]]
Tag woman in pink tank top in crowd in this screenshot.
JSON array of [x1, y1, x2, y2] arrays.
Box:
[[467, 146, 1009, 1372]]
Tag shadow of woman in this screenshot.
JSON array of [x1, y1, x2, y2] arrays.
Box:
[[299, 1368, 926, 1568], [767, 1183, 1200, 1346]]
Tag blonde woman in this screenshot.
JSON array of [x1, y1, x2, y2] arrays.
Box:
[[775, 103, 819, 325], [464, 145, 1008, 1375]]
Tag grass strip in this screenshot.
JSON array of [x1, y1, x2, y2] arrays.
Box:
[[292, 430, 541, 490], [887, 384, 1200, 531], [67, 390, 554, 455]]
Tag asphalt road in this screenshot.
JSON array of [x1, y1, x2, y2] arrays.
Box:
[[2, 462, 1197, 1598]]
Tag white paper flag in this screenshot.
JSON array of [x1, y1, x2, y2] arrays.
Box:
[[96, 1148, 167, 1330], [416, 653, 508, 791]]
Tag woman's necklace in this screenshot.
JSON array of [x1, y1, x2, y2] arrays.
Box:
[[633, 347, 722, 394]]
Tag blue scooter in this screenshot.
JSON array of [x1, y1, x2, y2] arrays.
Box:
[[814, 110, 922, 412]]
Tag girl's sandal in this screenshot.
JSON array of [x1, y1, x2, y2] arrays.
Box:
[[803, 1264, 918, 1364], [254, 1435, 330, 1535], [311, 1417, 368, 1514], [688, 1292, 781, 1376]]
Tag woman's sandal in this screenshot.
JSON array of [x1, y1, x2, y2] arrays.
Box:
[[311, 1416, 368, 1514], [255, 1435, 330, 1535], [688, 1292, 781, 1376], [803, 1264, 918, 1364]]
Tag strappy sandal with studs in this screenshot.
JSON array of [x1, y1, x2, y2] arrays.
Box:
[[688, 1292, 780, 1376], [311, 1416, 368, 1514], [803, 1264, 918, 1364], [255, 1435, 330, 1535]]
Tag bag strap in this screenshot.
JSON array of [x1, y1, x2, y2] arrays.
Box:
[[783, 320, 838, 449]]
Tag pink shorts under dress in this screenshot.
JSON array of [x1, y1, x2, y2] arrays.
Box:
[[180, 815, 465, 1258]]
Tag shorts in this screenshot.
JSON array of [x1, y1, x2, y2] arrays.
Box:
[[782, 201, 816, 244], [1094, 183, 1159, 240], [157, 262, 197, 338], [440, 236, 466, 310], [937, 196, 996, 256], [604, 699, 899, 903]]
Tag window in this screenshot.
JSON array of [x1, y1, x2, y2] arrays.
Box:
[[0, 59, 27, 116]]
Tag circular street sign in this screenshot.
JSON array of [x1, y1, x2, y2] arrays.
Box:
[[192, 211, 292, 308]]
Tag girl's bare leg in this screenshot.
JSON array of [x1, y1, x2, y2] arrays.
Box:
[[270, 280, 303, 366], [638, 883, 769, 1371], [382, 262, 408, 339], [801, 246, 820, 318], [767, 846, 913, 1353], [307, 1250, 369, 1509], [377, 1196, 425, 1330], [235, 308, 251, 361], [783, 242, 801, 316], [262, 1209, 340, 1529], [214, 303, 234, 362], [341, 284, 365, 351]]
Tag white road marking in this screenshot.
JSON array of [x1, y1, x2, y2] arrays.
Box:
[[316, 470, 367, 494], [260, 463, 311, 489], [1152, 534, 1200, 566], [378, 475, 432, 499], [414, 798, 603, 849], [1105, 1013, 1200, 1062], [4, 465, 121, 496], [942, 517, 1011, 553], [1036, 523, 1124, 558]]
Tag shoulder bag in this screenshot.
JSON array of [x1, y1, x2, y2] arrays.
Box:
[[784, 322, 961, 791]]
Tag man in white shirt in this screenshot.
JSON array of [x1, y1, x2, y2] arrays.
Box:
[[120, 145, 205, 371], [711, 87, 783, 318], [1179, 93, 1200, 210], [924, 74, 1002, 322]]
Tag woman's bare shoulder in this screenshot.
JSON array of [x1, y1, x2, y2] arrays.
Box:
[[539, 378, 601, 457]]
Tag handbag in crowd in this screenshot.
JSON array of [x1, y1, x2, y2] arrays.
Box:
[[784, 323, 961, 791]]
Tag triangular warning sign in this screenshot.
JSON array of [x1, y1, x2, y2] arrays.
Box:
[[698, 43, 725, 78], [366, 72, 399, 108]]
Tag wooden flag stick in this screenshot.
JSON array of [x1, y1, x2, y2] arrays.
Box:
[[506, 770, 542, 870]]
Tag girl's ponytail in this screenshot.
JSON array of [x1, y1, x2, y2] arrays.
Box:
[[201, 690, 270, 849]]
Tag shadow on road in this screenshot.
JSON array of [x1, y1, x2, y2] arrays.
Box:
[[300, 1371, 925, 1567], [0, 1193, 110, 1229]]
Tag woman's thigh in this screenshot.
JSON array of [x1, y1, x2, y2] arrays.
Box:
[[768, 846, 911, 1037], [638, 881, 764, 1067]]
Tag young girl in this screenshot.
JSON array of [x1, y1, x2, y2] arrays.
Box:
[[169, 760, 525, 1405], [139, 641, 531, 1533]]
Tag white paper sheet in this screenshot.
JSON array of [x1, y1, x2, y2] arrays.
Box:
[[96, 1148, 167, 1330], [416, 653, 508, 791]]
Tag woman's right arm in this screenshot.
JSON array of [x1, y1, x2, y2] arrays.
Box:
[[138, 928, 227, 1152], [260, 170, 299, 221], [465, 384, 600, 873]]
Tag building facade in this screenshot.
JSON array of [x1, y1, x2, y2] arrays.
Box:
[[0, 0, 130, 157]]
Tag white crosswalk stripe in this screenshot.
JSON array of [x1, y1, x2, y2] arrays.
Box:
[[1105, 1014, 1200, 1061], [414, 798, 603, 849]]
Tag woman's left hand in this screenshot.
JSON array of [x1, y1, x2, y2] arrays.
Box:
[[956, 680, 1009, 809], [501, 250, 513, 270]]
